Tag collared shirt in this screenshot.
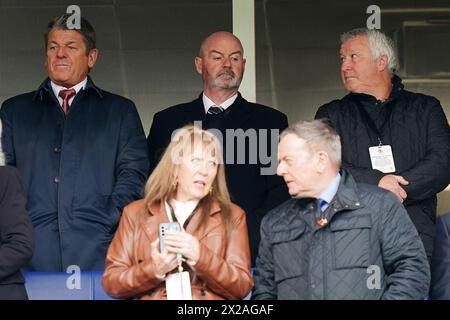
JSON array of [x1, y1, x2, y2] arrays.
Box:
[[164, 198, 199, 227], [202, 93, 238, 114], [50, 78, 87, 109], [318, 173, 341, 211]]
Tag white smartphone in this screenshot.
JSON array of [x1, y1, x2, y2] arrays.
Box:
[[159, 222, 181, 252]]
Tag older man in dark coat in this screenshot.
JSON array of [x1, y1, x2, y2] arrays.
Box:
[[0, 15, 148, 271], [315, 28, 450, 259], [253, 120, 430, 300]]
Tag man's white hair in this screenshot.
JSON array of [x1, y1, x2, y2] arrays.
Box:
[[341, 28, 399, 74], [280, 119, 342, 167]]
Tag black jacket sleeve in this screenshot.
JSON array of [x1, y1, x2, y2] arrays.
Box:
[[250, 113, 290, 265], [255, 112, 290, 218], [430, 213, 450, 300], [0, 166, 34, 281], [146, 112, 167, 174], [111, 103, 150, 214], [380, 192, 430, 300], [400, 100, 450, 202]]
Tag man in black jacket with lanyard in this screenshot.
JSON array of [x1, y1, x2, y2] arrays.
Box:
[[315, 28, 450, 259], [147, 31, 289, 266]]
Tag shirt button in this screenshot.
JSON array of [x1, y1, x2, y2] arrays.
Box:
[[54, 176, 60, 183], [54, 147, 61, 153], [311, 284, 316, 289]]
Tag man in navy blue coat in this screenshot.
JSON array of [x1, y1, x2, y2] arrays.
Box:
[[0, 14, 149, 272]]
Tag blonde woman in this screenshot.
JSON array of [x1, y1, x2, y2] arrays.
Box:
[[102, 125, 252, 299]]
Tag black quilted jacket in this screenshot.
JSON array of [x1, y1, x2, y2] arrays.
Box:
[[315, 75, 450, 258], [252, 170, 430, 300]]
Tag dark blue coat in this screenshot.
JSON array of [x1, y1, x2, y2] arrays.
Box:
[[0, 78, 149, 271]]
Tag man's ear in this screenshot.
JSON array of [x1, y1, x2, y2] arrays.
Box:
[[87, 48, 99, 69], [315, 150, 329, 173], [194, 56, 203, 75], [377, 54, 388, 72]]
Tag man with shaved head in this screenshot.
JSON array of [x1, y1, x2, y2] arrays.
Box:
[[147, 31, 289, 266]]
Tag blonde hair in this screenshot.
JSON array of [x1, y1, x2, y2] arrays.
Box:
[[144, 125, 233, 233]]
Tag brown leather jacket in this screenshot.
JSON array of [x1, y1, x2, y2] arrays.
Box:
[[102, 199, 253, 300]]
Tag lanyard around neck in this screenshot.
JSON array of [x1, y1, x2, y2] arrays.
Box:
[[167, 200, 200, 230], [355, 98, 395, 146]]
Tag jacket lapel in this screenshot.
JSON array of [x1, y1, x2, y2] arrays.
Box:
[[223, 93, 252, 129], [181, 94, 207, 126], [186, 201, 222, 241], [327, 171, 365, 222], [143, 201, 170, 242]]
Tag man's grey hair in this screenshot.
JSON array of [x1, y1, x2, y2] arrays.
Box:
[[0, 120, 5, 166], [341, 28, 399, 74], [44, 13, 96, 54], [280, 119, 341, 167]]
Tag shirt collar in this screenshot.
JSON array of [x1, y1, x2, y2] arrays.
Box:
[[34, 76, 103, 102], [202, 93, 238, 114], [318, 173, 341, 205], [164, 198, 199, 224], [50, 77, 87, 100]]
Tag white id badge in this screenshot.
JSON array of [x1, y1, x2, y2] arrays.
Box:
[[369, 145, 396, 173], [165, 271, 192, 300]]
